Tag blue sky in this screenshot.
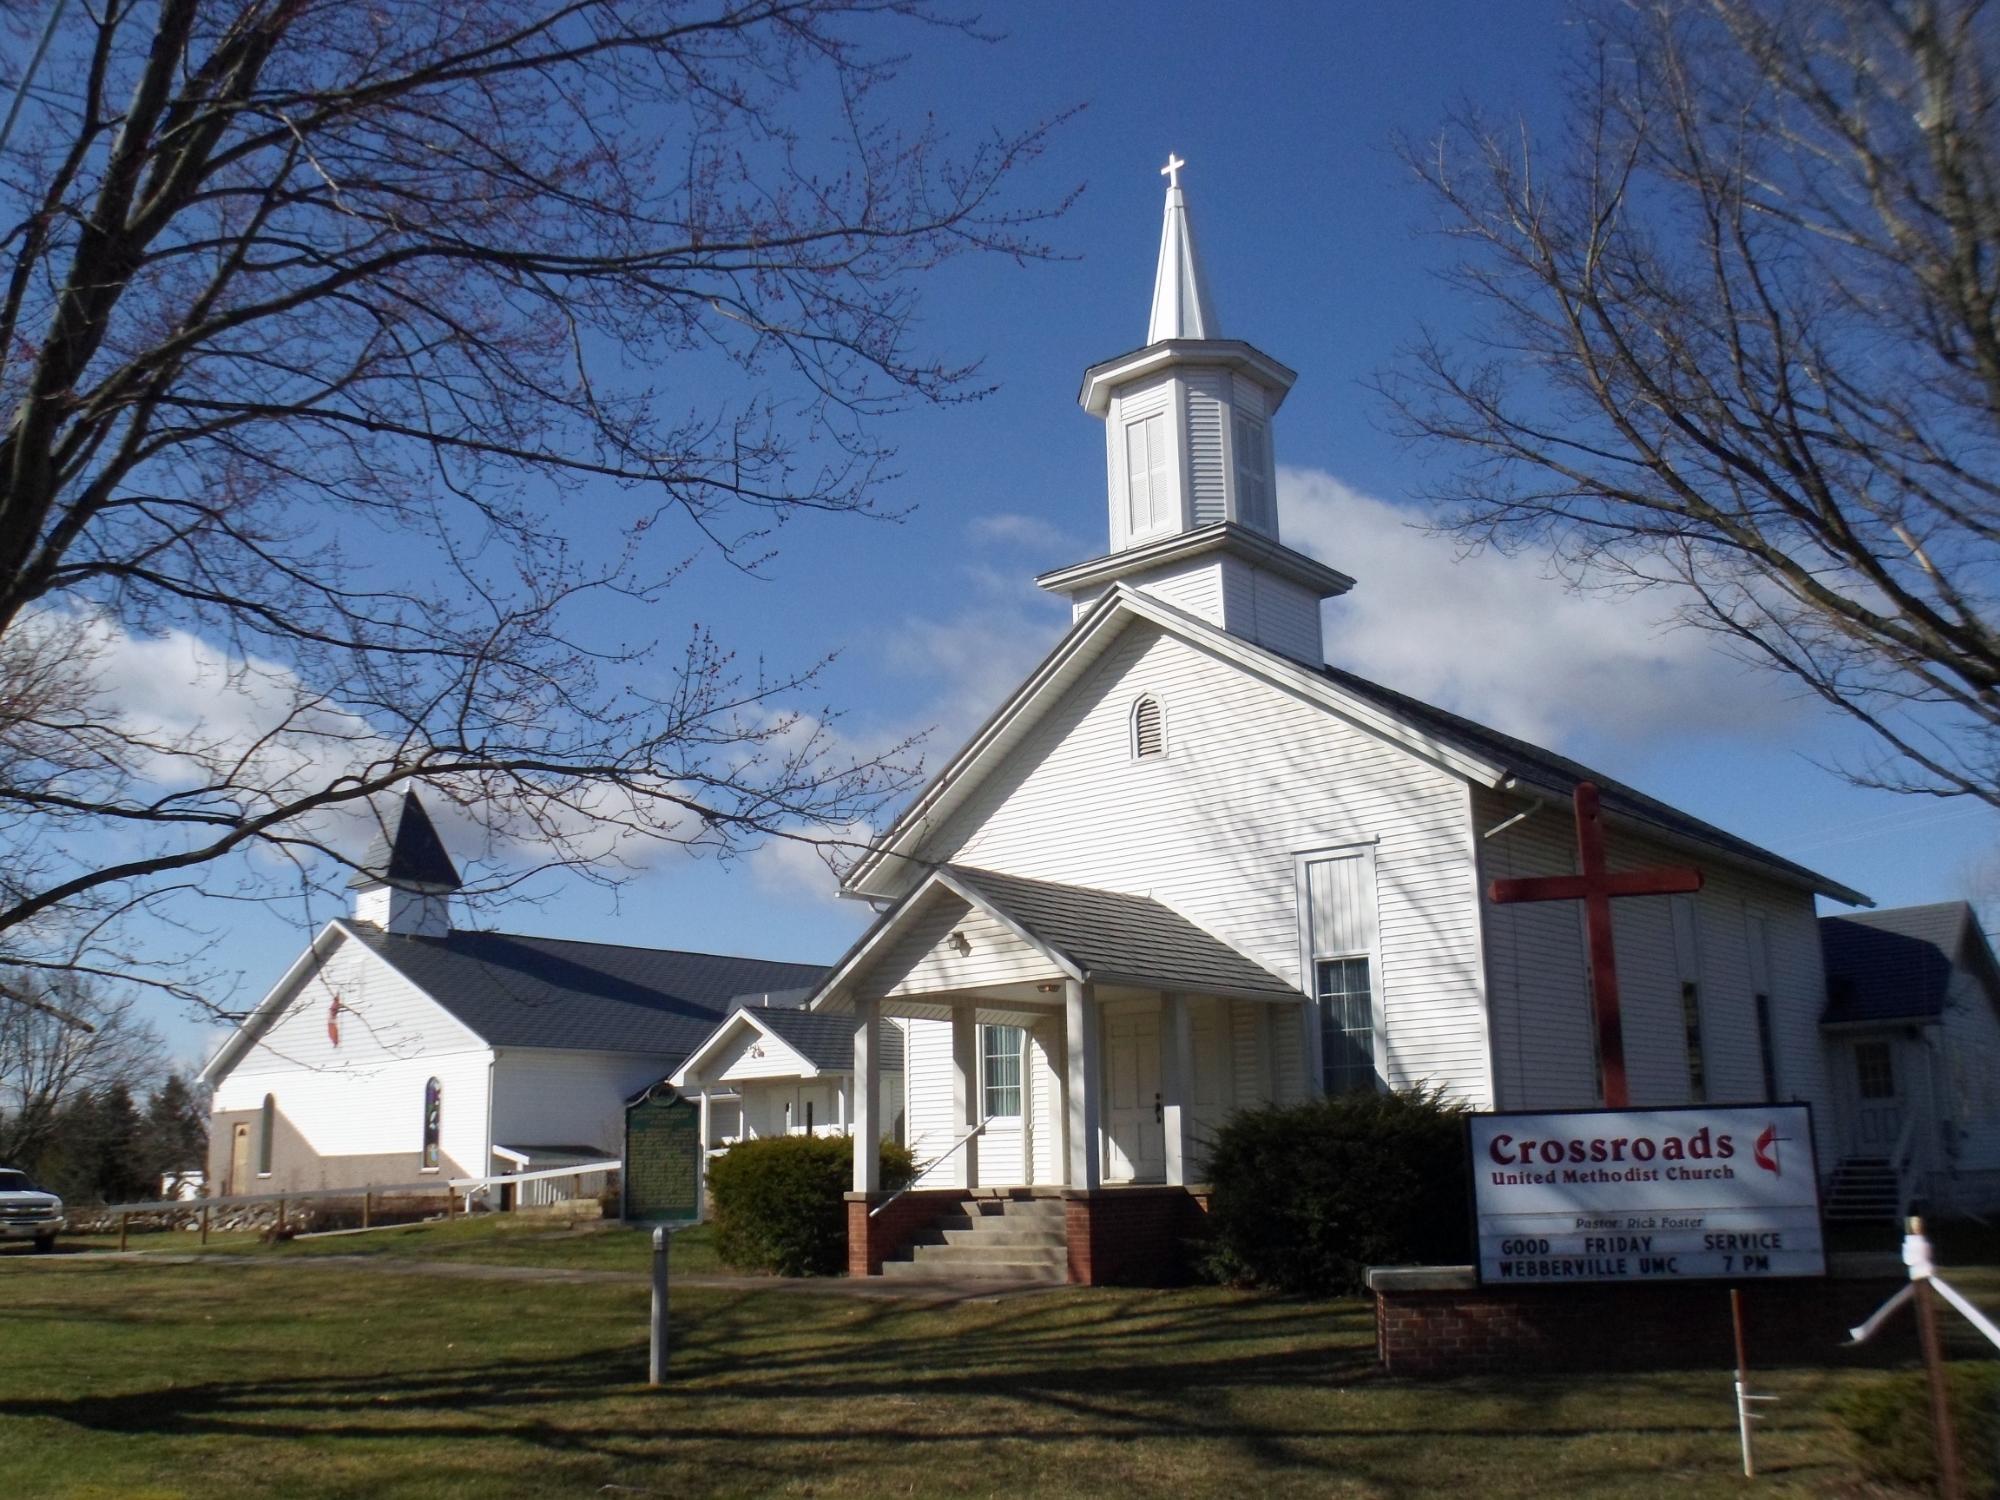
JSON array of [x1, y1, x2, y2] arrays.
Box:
[[153, 1, 1997, 1065]]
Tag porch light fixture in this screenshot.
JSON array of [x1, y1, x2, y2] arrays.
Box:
[[948, 930, 972, 956], [1036, 981, 1061, 993]]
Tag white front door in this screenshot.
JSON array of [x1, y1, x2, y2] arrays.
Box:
[[1104, 1009, 1164, 1182], [1851, 1038, 1905, 1151]]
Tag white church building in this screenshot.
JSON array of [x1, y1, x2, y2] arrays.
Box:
[[804, 162, 1869, 1284], [200, 793, 825, 1196]]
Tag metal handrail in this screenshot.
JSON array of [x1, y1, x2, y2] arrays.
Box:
[[1890, 1108, 1923, 1219], [868, 1119, 988, 1219]]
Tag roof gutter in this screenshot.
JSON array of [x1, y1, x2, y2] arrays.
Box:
[[1495, 776, 1872, 909]]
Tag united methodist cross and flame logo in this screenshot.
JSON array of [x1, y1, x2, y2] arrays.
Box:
[[327, 993, 342, 1048], [1754, 1121, 1785, 1175]]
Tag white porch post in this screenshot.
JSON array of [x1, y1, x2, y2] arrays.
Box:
[[1065, 979, 1101, 1190], [951, 998, 981, 1189], [852, 998, 880, 1193], [1302, 985, 1325, 1099], [836, 1077, 848, 1134], [697, 1088, 713, 1218], [1161, 991, 1192, 1187]]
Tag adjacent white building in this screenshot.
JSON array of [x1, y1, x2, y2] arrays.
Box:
[[200, 793, 825, 1196]]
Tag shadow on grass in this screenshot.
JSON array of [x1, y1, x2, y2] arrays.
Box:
[[0, 1281, 1853, 1498]]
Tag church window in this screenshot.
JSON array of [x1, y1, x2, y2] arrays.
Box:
[[1233, 412, 1272, 530], [1670, 895, 1706, 1103], [421, 1077, 442, 1170], [1746, 914, 1780, 1101], [1301, 847, 1381, 1095], [1124, 411, 1173, 537], [1855, 1041, 1896, 1101], [1316, 958, 1376, 1096], [258, 1094, 274, 1176], [1131, 695, 1165, 759], [982, 1024, 1024, 1118]]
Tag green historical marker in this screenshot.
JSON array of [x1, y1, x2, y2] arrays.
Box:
[[623, 1085, 702, 1224]]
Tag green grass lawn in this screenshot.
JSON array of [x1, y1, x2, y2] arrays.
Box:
[[0, 1223, 1961, 1500]]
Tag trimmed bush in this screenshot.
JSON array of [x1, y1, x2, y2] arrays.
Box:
[[707, 1134, 915, 1276], [1829, 1360, 2000, 1495], [1201, 1088, 1472, 1294]]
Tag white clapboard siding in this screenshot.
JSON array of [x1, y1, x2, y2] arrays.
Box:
[[709, 1025, 815, 1083], [1474, 784, 1834, 1159], [903, 1017, 963, 1185], [1132, 559, 1226, 623], [932, 622, 1489, 1106], [858, 893, 1055, 1001], [1216, 555, 1323, 664], [212, 931, 494, 1171], [1030, 1021, 1062, 1183], [1185, 370, 1228, 526], [221, 930, 486, 1081], [1940, 969, 2000, 1175], [490, 1048, 680, 1159]]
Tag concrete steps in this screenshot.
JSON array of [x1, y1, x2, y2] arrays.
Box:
[[1826, 1156, 1903, 1223], [879, 1193, 1068, 1283]]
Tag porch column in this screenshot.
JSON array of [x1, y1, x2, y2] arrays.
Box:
[[852, 997, 880, 1193], [697, 1088, 713, 1218], [951, 998, 980, 1189], [1302, 985, 1325, 1098], [1161, 991, 1193, 1187], [1065, 979, 1101, 1190]]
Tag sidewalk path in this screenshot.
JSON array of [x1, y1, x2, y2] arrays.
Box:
[[3, 1249, 1062, 1303]]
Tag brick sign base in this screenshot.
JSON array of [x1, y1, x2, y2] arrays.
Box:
[[1369, 1257, 1908, 1377]]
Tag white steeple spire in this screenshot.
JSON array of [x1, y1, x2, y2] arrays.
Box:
[[1147, 153, 1218, 343]]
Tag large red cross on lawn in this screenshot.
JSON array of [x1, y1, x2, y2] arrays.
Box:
[[1487, 781, 1704, 1109]]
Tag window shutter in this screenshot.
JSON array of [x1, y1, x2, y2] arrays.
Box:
[[1233, 412, 1270, 530], [1132, 695, 1164, 758], [1125, 411, 1173, 535]]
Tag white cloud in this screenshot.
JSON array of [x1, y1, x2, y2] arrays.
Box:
[[1279, 468, 1806, 749], [967, 512, 1078, 554]]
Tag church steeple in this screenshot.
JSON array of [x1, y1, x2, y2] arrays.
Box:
[[1037, 156, 1352, 665], [1148, 154, 1218, 342], [347, 790, 461, 937]]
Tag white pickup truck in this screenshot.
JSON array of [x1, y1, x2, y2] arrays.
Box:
[[0, 1168, 62, 1252]]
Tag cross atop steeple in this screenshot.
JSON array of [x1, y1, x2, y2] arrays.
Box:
[[1147, 154, 1216, 343]]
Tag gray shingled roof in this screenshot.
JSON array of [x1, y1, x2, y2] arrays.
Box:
[[1821, 902, 1992, 1025], [946, 865, 1299, 999], [347, 791, 463, 890], [343, 925, 828, 1057], [749, 1006, 905, 1072], [1319, 665, 1864, 903]]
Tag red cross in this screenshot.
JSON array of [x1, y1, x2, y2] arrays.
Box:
[[1486, 781, 1703, 1109]]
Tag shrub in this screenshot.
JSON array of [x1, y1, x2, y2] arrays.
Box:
[[1829, 1360, 2000, 1495], [1201, 1088, 1472, 1295], [707, 1135, 915, 1276]]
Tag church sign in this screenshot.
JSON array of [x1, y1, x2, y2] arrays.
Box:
[[622, 1084, 702, 1224], [1469, 1105, 1825, 1285]]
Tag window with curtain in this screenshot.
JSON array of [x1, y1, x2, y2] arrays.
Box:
[[982, 1024, 1023, 1118], [258, 1094, 275, 1175]]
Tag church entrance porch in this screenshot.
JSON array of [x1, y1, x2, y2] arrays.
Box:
[[818, 865, 1307, 1284]]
